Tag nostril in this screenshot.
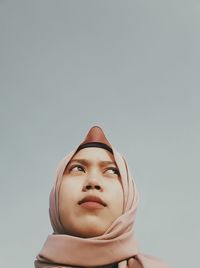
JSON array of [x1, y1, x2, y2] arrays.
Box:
[[95, 185, 101, 190]]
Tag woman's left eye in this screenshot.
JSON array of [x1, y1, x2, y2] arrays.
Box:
[[106, 167, 119, 175]]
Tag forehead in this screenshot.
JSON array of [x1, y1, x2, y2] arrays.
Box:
[[69, 147, 116, 165]]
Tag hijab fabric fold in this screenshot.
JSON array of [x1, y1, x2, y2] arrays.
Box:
[[35, 127, 169, 268]]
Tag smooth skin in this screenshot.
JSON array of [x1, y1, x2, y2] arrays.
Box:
[[59, 147, 124, 238]]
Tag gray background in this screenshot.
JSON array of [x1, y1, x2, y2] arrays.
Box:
[[0, 1, 199, 268]]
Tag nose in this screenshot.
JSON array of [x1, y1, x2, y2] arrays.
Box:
[[82, 173, 103, 192]]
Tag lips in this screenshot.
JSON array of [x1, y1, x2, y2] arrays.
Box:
[[78, 195, 107, 207]]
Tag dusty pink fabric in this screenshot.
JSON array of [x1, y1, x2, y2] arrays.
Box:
[[35, 140, 169, 268]]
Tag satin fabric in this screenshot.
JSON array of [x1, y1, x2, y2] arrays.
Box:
[[35, 143, 169, 268]]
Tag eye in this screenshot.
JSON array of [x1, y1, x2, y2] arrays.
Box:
[[69, 164, 85, 173], [105, 167, 119, 175]]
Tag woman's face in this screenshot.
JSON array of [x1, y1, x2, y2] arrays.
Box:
[[59, 147, 124, 238]]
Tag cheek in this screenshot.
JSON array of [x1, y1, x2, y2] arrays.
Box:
[[108, 180, 124, 213], [116, 186, 124, 210], [59, 179, 80, 207]]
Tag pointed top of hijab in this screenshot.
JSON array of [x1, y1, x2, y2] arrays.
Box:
[[75, 125, 113, 154]]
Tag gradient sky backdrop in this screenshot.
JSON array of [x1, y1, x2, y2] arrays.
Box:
[[0, 1, 199, 268]]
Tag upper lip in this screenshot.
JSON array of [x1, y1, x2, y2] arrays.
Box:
[[78, 195, 107, 206]]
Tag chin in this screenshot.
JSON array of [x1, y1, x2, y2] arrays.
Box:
[[79, 229, 104, 238], [65, 216, 112, 238], [76, 224, 107, 238]]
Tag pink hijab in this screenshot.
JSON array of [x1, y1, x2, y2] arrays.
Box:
[[34, 126, 169, 268]]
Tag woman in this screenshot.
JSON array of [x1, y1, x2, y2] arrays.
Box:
[[34, 126, 169, 268]]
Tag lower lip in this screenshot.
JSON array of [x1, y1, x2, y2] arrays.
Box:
[[80, 201, 105, 209]]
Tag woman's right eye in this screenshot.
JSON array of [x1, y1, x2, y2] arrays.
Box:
[[69, 165, 85, 172]]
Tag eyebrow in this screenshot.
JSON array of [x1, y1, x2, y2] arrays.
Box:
[[68, 159, 117, 166]]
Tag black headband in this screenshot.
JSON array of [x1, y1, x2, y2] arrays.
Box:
[[76, 142, 113, 154]]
